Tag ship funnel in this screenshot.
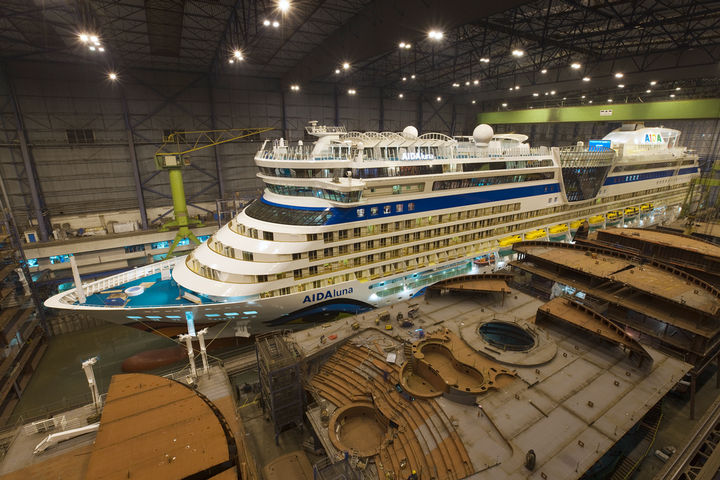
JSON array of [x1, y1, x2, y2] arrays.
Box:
[[402, 126, 418, 138], [473, 124, 494, 146]]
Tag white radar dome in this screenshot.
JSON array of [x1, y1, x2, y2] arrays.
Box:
[[473, 124, 494, 145], [402, 125, 419, 138]]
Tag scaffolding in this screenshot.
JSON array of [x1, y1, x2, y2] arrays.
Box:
[[256, 332, 304, 443]]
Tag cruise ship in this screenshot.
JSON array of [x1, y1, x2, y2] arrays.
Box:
[[45, 122, 700, 338]]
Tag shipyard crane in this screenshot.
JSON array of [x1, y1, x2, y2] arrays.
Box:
[[154, 128, 274, 257]]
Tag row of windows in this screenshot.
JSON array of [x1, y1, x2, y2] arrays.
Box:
[[432, 172, 554, 191], [266, 184, 362, 203], [611, 160, 681, 173], [258, 158, 554, 180], [192, 183, 687, 288]]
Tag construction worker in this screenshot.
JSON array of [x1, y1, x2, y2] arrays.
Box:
[[407, 469, 418, 480]]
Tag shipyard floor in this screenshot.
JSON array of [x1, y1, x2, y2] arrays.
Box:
[[3, 292, 720, 479]]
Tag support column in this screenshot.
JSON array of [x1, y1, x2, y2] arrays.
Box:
[[4, 67, 50, 240], [690, 372, 696, 420], [120, 93, 148, 230], [208, 82, 225, 199], [379, 88, 384, 131], [334, 85, 339, 126]]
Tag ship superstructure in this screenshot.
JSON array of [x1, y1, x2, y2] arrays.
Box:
[[45, 122, 700, 338]]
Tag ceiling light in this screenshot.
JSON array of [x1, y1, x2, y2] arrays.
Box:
[[399, 42, 406, 48], [544, 92, 549, 96], [410, 74, 415, 79], [570, 62, 581, 69], [646, 89, 652, 93], [480, 57, 490, 63], [272, 20, 280, 27], [515, 85, 520, 90], [335, 69, 341, 74], [581, 95, 586, 99], [277, 0, 290, 12], [550, 90, 556, 95], [263, 19, 270, 26], [473, 79, 479, 85], [436, 96, 442, 102], [229, 59, 234, 64], [452, 83, 459, 87], [79, 34, 89, 43], [650, 81, 657, 86], [471, 100, 476, 104], [675, 87, 681, 91], [465, 81, 470, 86], [108, 72, 117, 81], [348, 88, 356, 95], [89, 45, 96, 51], [342, 62, 350, 70], [405, 43, 411, 49], [618, 84, 624, 88], [402, 76, 407, 81], [290, 84, 300, 91], [509, 87, 513, 91], [233, 50, 243, 60], [563, 97, 567, 100], [511, 49, 524, 57], [502, 103, 508, 107], [614, 72, 624, 78], [398, 93, 404, 99], [428, 30, 444, 40], [541, 68, 547, 74], [533, 92, 539, 97], [90, 35, 98, 43], [582, 77, 590, 82], [670, 94, 676, 98], [607, 99, 613, 102], [98, 47, 105, 52], [588, 100, 593, 103]]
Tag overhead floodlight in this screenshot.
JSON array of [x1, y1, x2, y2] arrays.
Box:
[[544, 92, 549, 96], [607, 98, 613, 102], [342, 62, 350, 70], [514, 85, 520, 90], [272, 20, 279, 27], [618, 84, 624, 88], [399, 42, 406, 48], [650, 80, 657, 86], [90, 35, 98, 43], [563, 97, 567, 100], [588, 100, 593, 103], [402, 76, 407, 81], [646, 89, 651, 93], [582, 76, 590, 82], [452, 83, 459, 87], [570, 62, 581, 69], [511, 49, 524, 57], [508, 87, 513, 91], [675, 87, 681, 91], [532, 92, 539, 97], [233, 50, 244, 60], [670, 94, 676, 98], [405, 43, 411, 49], [79, 34, 89, 43], [290, 84, 300, 91], [108, 72, 118, 81], [465, 81, 470, 86], [471, 100, 476, 104], [89, 45, 96, 51], [277, 0, 290, 12], [480, 57, 490, 63], [550, 90, 556, 95], [398, 93, 404, 99], [581, 95, 586, 98], [502, 103, 508, 107], [98, 47, 105, 52], [614, 72, 624, 78], [410, 74, 416, 79], [263, 19, 270, 26], [229, 59, 235, 64], [428, 30, 443, 40], [348, 88, 356, 95], [436, 96, 442, 102], [540, 68, 547, 74], [335, 69, 341, 74], [473, 79, 479, 85]]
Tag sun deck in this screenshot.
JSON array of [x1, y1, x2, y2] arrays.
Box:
[[80, 273, 214, 308]]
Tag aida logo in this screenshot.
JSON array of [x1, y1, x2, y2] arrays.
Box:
[[643, 133, 663, 143], [401, 152, 435, 160], [303, 287, 354, 303]]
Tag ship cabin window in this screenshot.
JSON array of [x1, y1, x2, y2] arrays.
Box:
[[309, 251, 317, 260], [324, 247, 333, 257], [308, 233, 318, 241], [396, 204, 403, 213], [339, 245, 348, 254], [263, 231, 274, 241], [309, 266, 318, 275], [363, 148, 375, 160], [353, 227, 362, 237], [257, 275, 268, 283], [242, 251, 254, 261], [323, 232, 334, 242], [292, 253, 302, 260], [408, 202, 415, 211], [357, 208, 365, 217], [370, 207, 379, 215], [331, 145, 351, 159], [338, 229, 348, 240], [381, 223, 389, 233], [383, 205, 391, 214]]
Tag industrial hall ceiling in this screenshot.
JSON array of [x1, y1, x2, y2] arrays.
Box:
[[1, 0, 719, 108]]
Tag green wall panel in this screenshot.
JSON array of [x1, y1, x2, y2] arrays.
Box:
[[477, 98, 720, 124]]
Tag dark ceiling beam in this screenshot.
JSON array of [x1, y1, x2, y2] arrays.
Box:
[[280, 0, 532, 87]]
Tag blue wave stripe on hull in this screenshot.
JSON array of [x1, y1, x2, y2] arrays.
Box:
[[264, 298, 374, 326], [262, 182, 561, 225]]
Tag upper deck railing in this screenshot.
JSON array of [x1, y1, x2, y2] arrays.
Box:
[[559, 146, 616, 167], [60, 256, 184, 305]]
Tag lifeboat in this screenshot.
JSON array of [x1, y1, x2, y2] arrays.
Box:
[[588, 215, 605, 231], [606, 210, 623, 226], [570, 219, 587, 232], [524, 229, 547, 241], [640, 202, 654, 213], [624, 206, 639, 217], [548, 224, 569, 242], [498, 235, 522, 256]]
